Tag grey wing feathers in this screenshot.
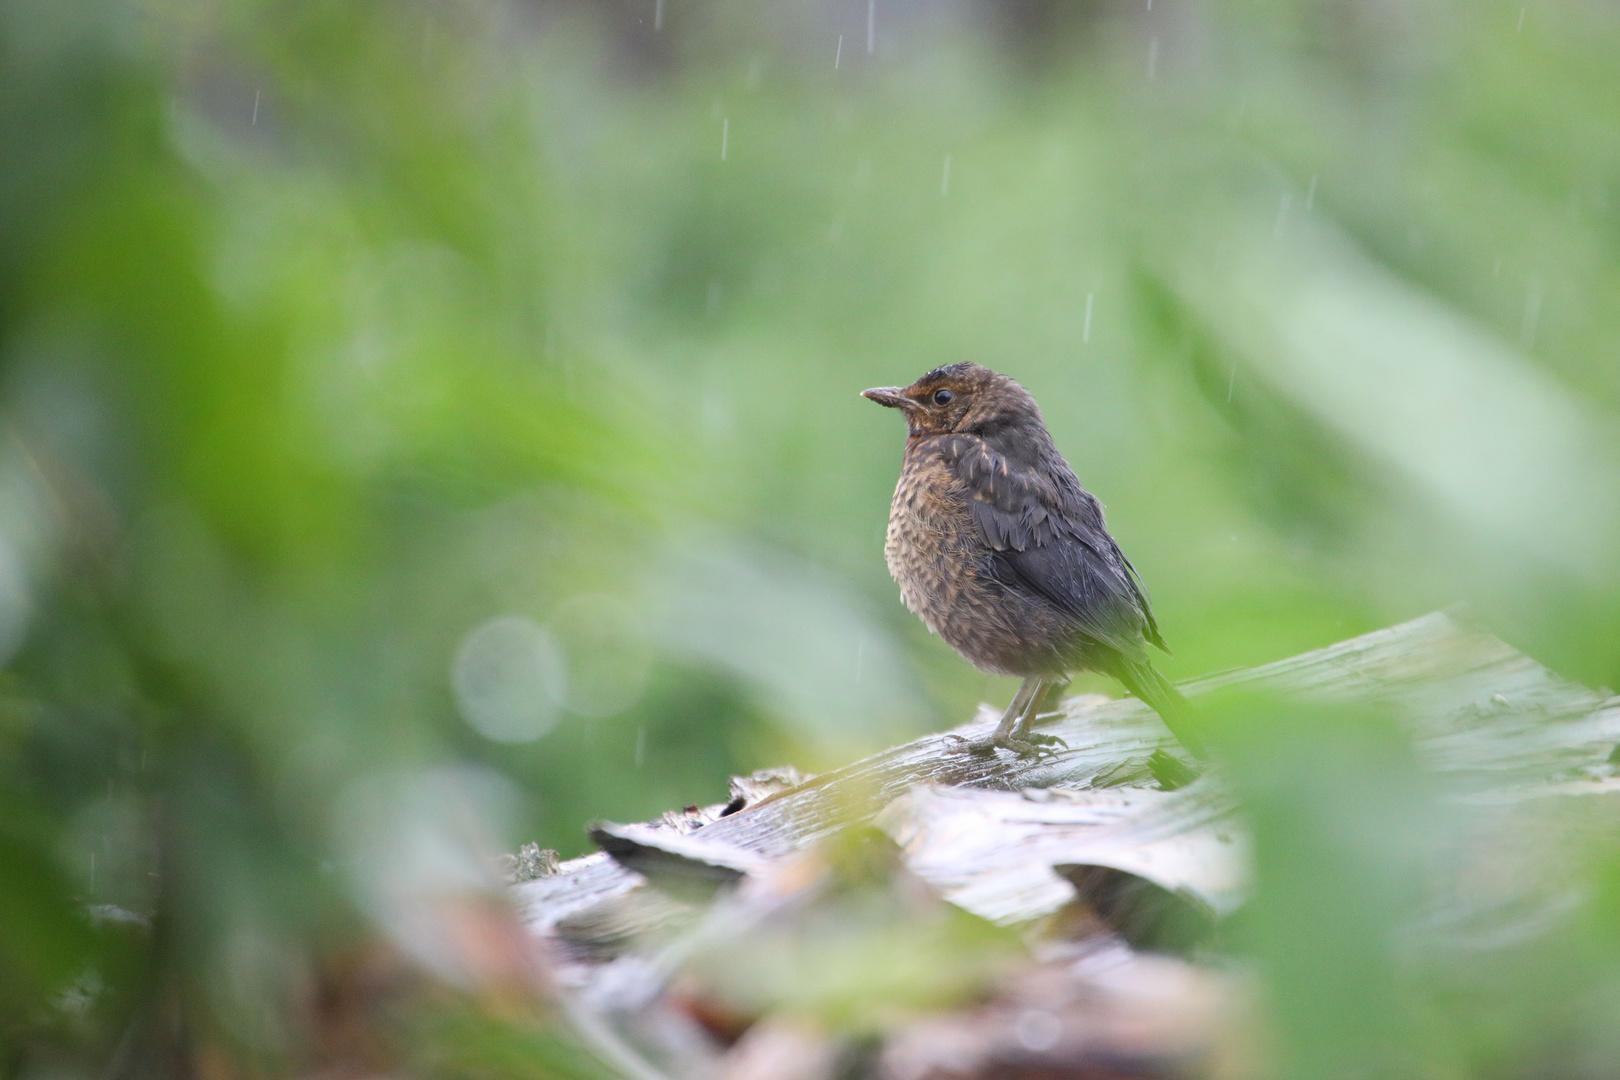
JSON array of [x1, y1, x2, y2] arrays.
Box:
[[941, 436, 1163, 661]]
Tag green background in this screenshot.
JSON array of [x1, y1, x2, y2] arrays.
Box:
[[3, 0, 1619, 1075]]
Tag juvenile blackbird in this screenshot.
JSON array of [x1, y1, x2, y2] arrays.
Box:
[[863, 363, 1206, 760]]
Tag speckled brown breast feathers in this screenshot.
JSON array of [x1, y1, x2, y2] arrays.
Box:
[[886, 434, 1103, 679], [884, 440, 975, 644]]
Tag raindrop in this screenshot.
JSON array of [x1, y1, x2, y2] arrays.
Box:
[[655, 0, 663, 31], [1305, 173, 1317, 212], [940, 154, 951, 197], [1227, 362, 1237, 403], [1082, 293, 1094, 343], [721, 117, 729, 160], [1517, 6, 1526, 31], [251, 89, 260, 126], [835, 33, 843, 69], [452, 616, 566, 743], [1273, 191, 1292, 237]]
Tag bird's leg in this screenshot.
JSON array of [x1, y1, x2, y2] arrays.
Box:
[[948, 677, 1039, 757], [989, 676, 1042, 745], [982, 677, 1066, 759], [1010, 678, 1068, 751], [949, 677, 1067, 759]]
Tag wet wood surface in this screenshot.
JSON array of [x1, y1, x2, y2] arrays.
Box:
[[512, 611, 1620, 1079], [517, 611, 1619, 941]]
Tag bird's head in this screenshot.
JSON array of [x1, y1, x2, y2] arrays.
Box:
[[862, 362, 1042, 439]]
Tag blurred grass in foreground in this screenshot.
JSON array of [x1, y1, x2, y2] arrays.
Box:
[[1, 0, 1618, 1075]]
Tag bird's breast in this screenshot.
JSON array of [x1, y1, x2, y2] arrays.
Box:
[[883, 442, 1083, 679], [886, 444, 1042, 671], [884, 452, 977, 636]]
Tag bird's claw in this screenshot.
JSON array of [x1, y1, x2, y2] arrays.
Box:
[[946, 731, 1066, 761], [1000, 732, 1066, 760]]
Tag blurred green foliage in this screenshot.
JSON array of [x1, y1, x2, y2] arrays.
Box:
[[2, 0, 1619, 1075], [681, 827, 1024, 1034]]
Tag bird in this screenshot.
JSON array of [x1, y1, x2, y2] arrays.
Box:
[[863, 362, 1207, 762]]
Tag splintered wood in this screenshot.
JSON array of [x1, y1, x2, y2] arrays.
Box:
[[513, 612, 1620, 1079]]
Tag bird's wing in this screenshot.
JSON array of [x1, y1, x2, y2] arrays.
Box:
[[939, 435, 1162, 661]]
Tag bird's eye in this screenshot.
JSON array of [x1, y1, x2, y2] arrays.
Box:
[[932, 389, 954, 406]]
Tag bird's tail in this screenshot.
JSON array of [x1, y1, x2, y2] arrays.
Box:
[[1114, 660, 1209, 761]]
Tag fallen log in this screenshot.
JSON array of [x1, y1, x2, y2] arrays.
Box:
[[512, 610, 1620, 1078]]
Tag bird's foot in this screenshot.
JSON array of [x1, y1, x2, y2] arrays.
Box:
[[997, 732, 1067, 760], [945, 731, 1066, 760]]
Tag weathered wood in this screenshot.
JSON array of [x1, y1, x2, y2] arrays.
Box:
[[516, 611, 1620, 957], [512, 610, 1620, 1079], [875, 781, 1244, 930]]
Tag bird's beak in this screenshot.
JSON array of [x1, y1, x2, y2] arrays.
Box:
[[862, 387, 916, 411]]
